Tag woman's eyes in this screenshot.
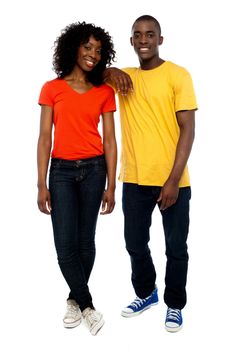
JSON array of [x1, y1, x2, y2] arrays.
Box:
[[84, 46, 101, 54]]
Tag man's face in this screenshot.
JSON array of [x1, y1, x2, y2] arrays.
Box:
[[130, 20, 163, 62]]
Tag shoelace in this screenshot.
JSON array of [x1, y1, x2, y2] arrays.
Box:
[[66, 304, 79, 317], [166, 308, 181, 321], [84, 309, 99, 326], [130, 296, 150, 309]]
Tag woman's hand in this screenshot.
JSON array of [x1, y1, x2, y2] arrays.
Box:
[[100, 188, 115, 214], [37, 185, 52, 214]]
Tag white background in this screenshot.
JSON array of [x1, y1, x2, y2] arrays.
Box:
[[0, 0, 232, 349]]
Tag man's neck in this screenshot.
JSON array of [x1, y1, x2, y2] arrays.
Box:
[[140, 57, 165, 70]]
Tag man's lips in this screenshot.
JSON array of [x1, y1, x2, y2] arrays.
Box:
[[138, 47, 150, 52]]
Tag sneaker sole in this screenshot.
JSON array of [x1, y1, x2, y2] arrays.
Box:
[[90, 318, 105, 336], [121, 301, 158, 318], [63, 318, 82, 328], [165, 324, 183, 333]]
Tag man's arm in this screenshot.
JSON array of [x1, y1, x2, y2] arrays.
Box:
[[103, 67, 133, 95], [158, 109, 195, 210]]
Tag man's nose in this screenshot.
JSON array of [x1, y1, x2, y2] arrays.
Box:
[[139, 34, 148, 44]]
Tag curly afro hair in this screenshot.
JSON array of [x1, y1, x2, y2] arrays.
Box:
[[53, 21, 116, 86]]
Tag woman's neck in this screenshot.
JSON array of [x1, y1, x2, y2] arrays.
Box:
[[65, 66, 88, 83], [64, 67, 93, 93]]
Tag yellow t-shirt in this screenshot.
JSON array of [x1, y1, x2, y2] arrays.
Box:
[[118, 61, 197, 187]]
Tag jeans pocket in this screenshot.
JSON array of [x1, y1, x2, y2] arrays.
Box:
[[49, 161, 61, 174], [93, 159, 106, 174], [49, 163, 62, 187]]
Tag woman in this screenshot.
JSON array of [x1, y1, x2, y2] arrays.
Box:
[[37, 22, 117, 336]]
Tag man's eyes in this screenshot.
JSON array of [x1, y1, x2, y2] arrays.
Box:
[[134, 33, 154, 39]]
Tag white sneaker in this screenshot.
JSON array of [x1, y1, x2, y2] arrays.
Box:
[[63, 299, 82, 328], [82, 307, 104, 335]]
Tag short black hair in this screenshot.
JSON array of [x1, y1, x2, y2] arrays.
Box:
[[53, 21, 116, 86], [132, 15, 161, 36]]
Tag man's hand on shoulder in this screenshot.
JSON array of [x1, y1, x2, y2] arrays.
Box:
[[103, 67, 133, 95]]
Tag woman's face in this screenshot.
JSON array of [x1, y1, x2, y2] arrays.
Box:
[[76, 35, 102, 71]]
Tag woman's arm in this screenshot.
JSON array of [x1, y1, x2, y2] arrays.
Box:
[[37, 105, 53, 214], [101, 111, 117, 214]]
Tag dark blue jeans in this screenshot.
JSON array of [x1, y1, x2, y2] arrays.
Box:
[[122, 183, 191, 310], [49, 155, 106, 311]]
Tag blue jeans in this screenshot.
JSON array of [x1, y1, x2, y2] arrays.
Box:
[[122, 183, 191, 309], [49, 155, 106, 311]]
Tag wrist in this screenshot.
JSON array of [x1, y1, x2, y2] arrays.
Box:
[[166, 176, 180, 186], [37, 183, 47, 189], [106, 185, 116, 192]]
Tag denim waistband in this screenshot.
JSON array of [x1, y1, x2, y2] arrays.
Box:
[[51, 154, 105, 166]]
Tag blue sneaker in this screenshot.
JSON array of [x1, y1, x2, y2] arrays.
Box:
[[121, 288, 158, 317], [165, 308, 183, 332]]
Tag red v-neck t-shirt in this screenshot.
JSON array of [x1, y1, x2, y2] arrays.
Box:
[[38, 78, 116, 160]]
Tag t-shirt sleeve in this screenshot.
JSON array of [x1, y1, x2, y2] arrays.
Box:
[[38, 81, 54, 107], [174, 70, 198, 112], [102, 86, 116, 113]]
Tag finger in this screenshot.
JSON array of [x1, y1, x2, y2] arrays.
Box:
[[48, 197, 52, 212], [109, 200, 116, 213], [167, 198, 177, 208], [115, 79, 122, 93], [129, 78, 134, 91], [43, 201, 51, 214], [160, 197, 168, 210], [101, 201, 110, 214], [104, 201, 115, 214], [38, 201, 51, 215], [120, 77, 128, 95], [121, 82, 131, 95], [117, 77, 127, 94], [101, 199, 106, 211], [123, 75, 133, 93], [100, 198, 107, 214], [101, 199, 115, 215], [110, 200, 115, 212], [114, 76, 123, 92], [116, 75, 131, 95], [44, 207, 51, 215], [161, 198, 175, 210]]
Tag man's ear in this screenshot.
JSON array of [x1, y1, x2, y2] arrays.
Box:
[[130, 37, 133, 46], [159, 36, 164, 45]]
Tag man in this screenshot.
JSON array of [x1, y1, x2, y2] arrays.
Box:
[[105, 15, 197, 332]]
